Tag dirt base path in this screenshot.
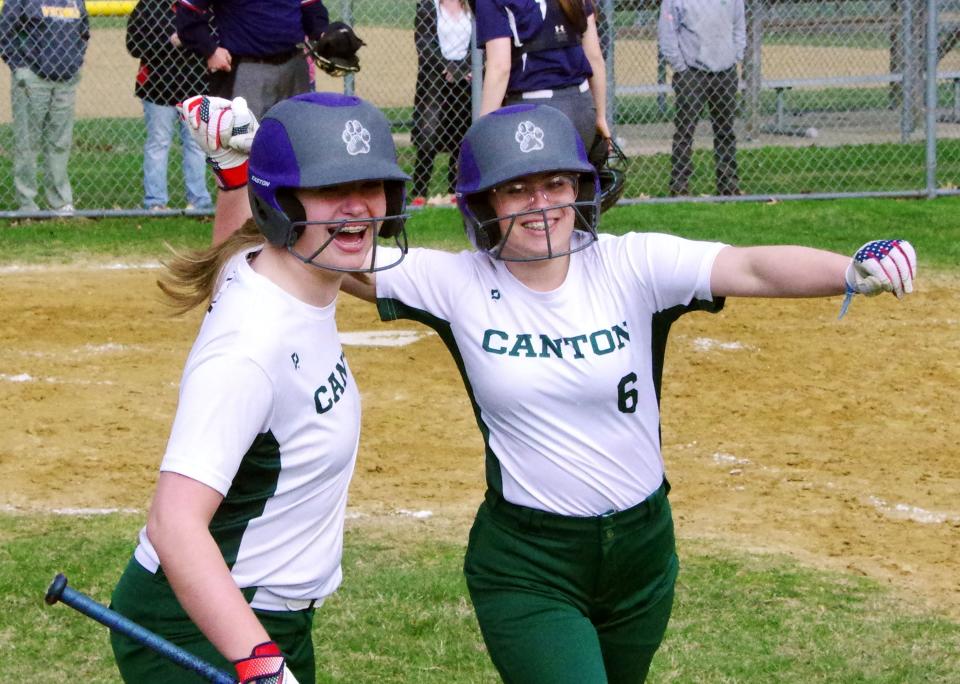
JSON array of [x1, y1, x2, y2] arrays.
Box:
[[2, 263, 957, 618]]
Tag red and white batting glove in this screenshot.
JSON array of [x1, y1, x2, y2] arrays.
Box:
[[839, 239, 917, 318], [233, 641, 300, 684], [178, 95, 258, 190]]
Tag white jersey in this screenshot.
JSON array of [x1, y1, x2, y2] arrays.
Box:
[[135, 247, 361, 611], [376, 232, 725, 516]]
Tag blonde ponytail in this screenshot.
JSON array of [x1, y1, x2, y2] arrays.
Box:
[[157, 220, 266, 315]]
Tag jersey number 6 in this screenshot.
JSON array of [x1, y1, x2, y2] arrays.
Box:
[[618, 373, 639, 413]]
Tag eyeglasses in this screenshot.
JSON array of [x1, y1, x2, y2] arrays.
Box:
[[490, 174, 578, 210]]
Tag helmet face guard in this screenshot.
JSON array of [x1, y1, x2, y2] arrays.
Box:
[[248, 93, 410, 273], [456, 104, 600, 261], [473, 201, 599, 263], [285, 214, 409, 273]]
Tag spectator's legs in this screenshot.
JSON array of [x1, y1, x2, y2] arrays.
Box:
[[178, 113, 213, 210], [669, 69, 707, 196], [446, 153, 458, 196], [231, 58, 311, 120], [11, 67, 43, 212], [412, 143, 437, 200], [42, 76, 79, 211], [447, 79, 473, 195], [708, 67, 741, 196], [142, 101, 174, 209]]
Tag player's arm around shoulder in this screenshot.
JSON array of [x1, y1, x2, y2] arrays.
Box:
[[710, 240, 917, 303], [341, 271, 377, 303]]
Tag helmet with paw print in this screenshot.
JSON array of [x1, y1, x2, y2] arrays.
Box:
[[455, 104, 600, 261], [248, 92, 410, 271]]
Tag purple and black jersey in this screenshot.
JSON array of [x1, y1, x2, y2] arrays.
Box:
[[474, 0, 594, 94], [176, 0, 328, 59]]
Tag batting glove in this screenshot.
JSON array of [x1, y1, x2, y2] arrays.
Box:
[[838, 239, 917, 318], [233, 641, 300, 684], [178, 95, 258, 190]]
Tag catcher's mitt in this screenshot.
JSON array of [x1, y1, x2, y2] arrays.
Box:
[[589, 135, 628, 214], [301, 21, 365, 77]]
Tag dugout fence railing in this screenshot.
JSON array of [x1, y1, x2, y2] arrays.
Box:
[[0, 0, 956, 219]]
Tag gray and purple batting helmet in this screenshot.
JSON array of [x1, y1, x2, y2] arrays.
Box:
[[455, 104, 600, 258], [247, 92, 410, 269]]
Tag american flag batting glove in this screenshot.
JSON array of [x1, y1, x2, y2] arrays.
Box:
[[838, 239, 917, 318], [233, 641, 300, 684], [177, 95, 259, 190]]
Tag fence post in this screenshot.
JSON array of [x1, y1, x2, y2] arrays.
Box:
[[471, 17, 482, 122], [342, 0, 355, 96], [900, 0, 917, 142], [926, 0, 938, 197], [743, 0, 764, 141], [602, 0, 616, 138]]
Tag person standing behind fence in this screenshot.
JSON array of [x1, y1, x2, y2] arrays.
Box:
[[658, 0, 745, 197], [411, 0, 473, 208], [174, 0, 330, 120], [0, 0, 88, 215], [474, 0, 611, 161], [126, 0, 213, 212]]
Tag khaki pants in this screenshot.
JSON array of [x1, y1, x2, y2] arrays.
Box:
[[11, 67, 79, 211]]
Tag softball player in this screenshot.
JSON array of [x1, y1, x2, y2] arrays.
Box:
[[191, 98, 916, 682], [341, 104, 917, 682], [109, 92, 409, 684], [474, 0, 611, 156]]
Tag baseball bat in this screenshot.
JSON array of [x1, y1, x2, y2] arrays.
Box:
[[45, 573, 235, 684]]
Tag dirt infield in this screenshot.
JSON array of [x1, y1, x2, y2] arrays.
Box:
[[1, 263, 958, 621]]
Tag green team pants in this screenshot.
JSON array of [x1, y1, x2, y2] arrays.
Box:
[[464, 481, 677, 684], [109, 557, 316, 683]]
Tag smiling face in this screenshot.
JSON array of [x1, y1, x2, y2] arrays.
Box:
[[290, 180, 387, 272], [488, 172, 579, 261]]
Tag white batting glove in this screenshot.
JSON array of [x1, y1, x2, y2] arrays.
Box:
[[178, 95, 258, 190], [838, 239, 917, 318]]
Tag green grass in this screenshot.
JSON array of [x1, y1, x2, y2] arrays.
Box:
[[3, 196, 959, 269], [3, 513, 959, 683]]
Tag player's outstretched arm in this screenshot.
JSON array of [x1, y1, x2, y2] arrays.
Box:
[[710, 240, 916, 308]]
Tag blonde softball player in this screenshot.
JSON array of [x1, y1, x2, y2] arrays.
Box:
[[108, 92, 409, 684]]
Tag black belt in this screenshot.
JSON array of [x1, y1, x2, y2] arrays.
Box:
[[236, 50, 301, 66], [483, 479, 670, 536]]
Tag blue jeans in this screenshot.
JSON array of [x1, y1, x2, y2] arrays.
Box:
[[142, 100, 212, 209]]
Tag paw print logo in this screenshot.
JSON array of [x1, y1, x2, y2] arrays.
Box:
[[515, 121, 544, 153], [342, 120, 371, 155]]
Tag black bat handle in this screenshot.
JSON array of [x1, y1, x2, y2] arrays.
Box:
[[45, 573, 236, 684]]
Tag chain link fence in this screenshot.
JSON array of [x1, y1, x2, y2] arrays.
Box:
[[0, 0, 957, 218]]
